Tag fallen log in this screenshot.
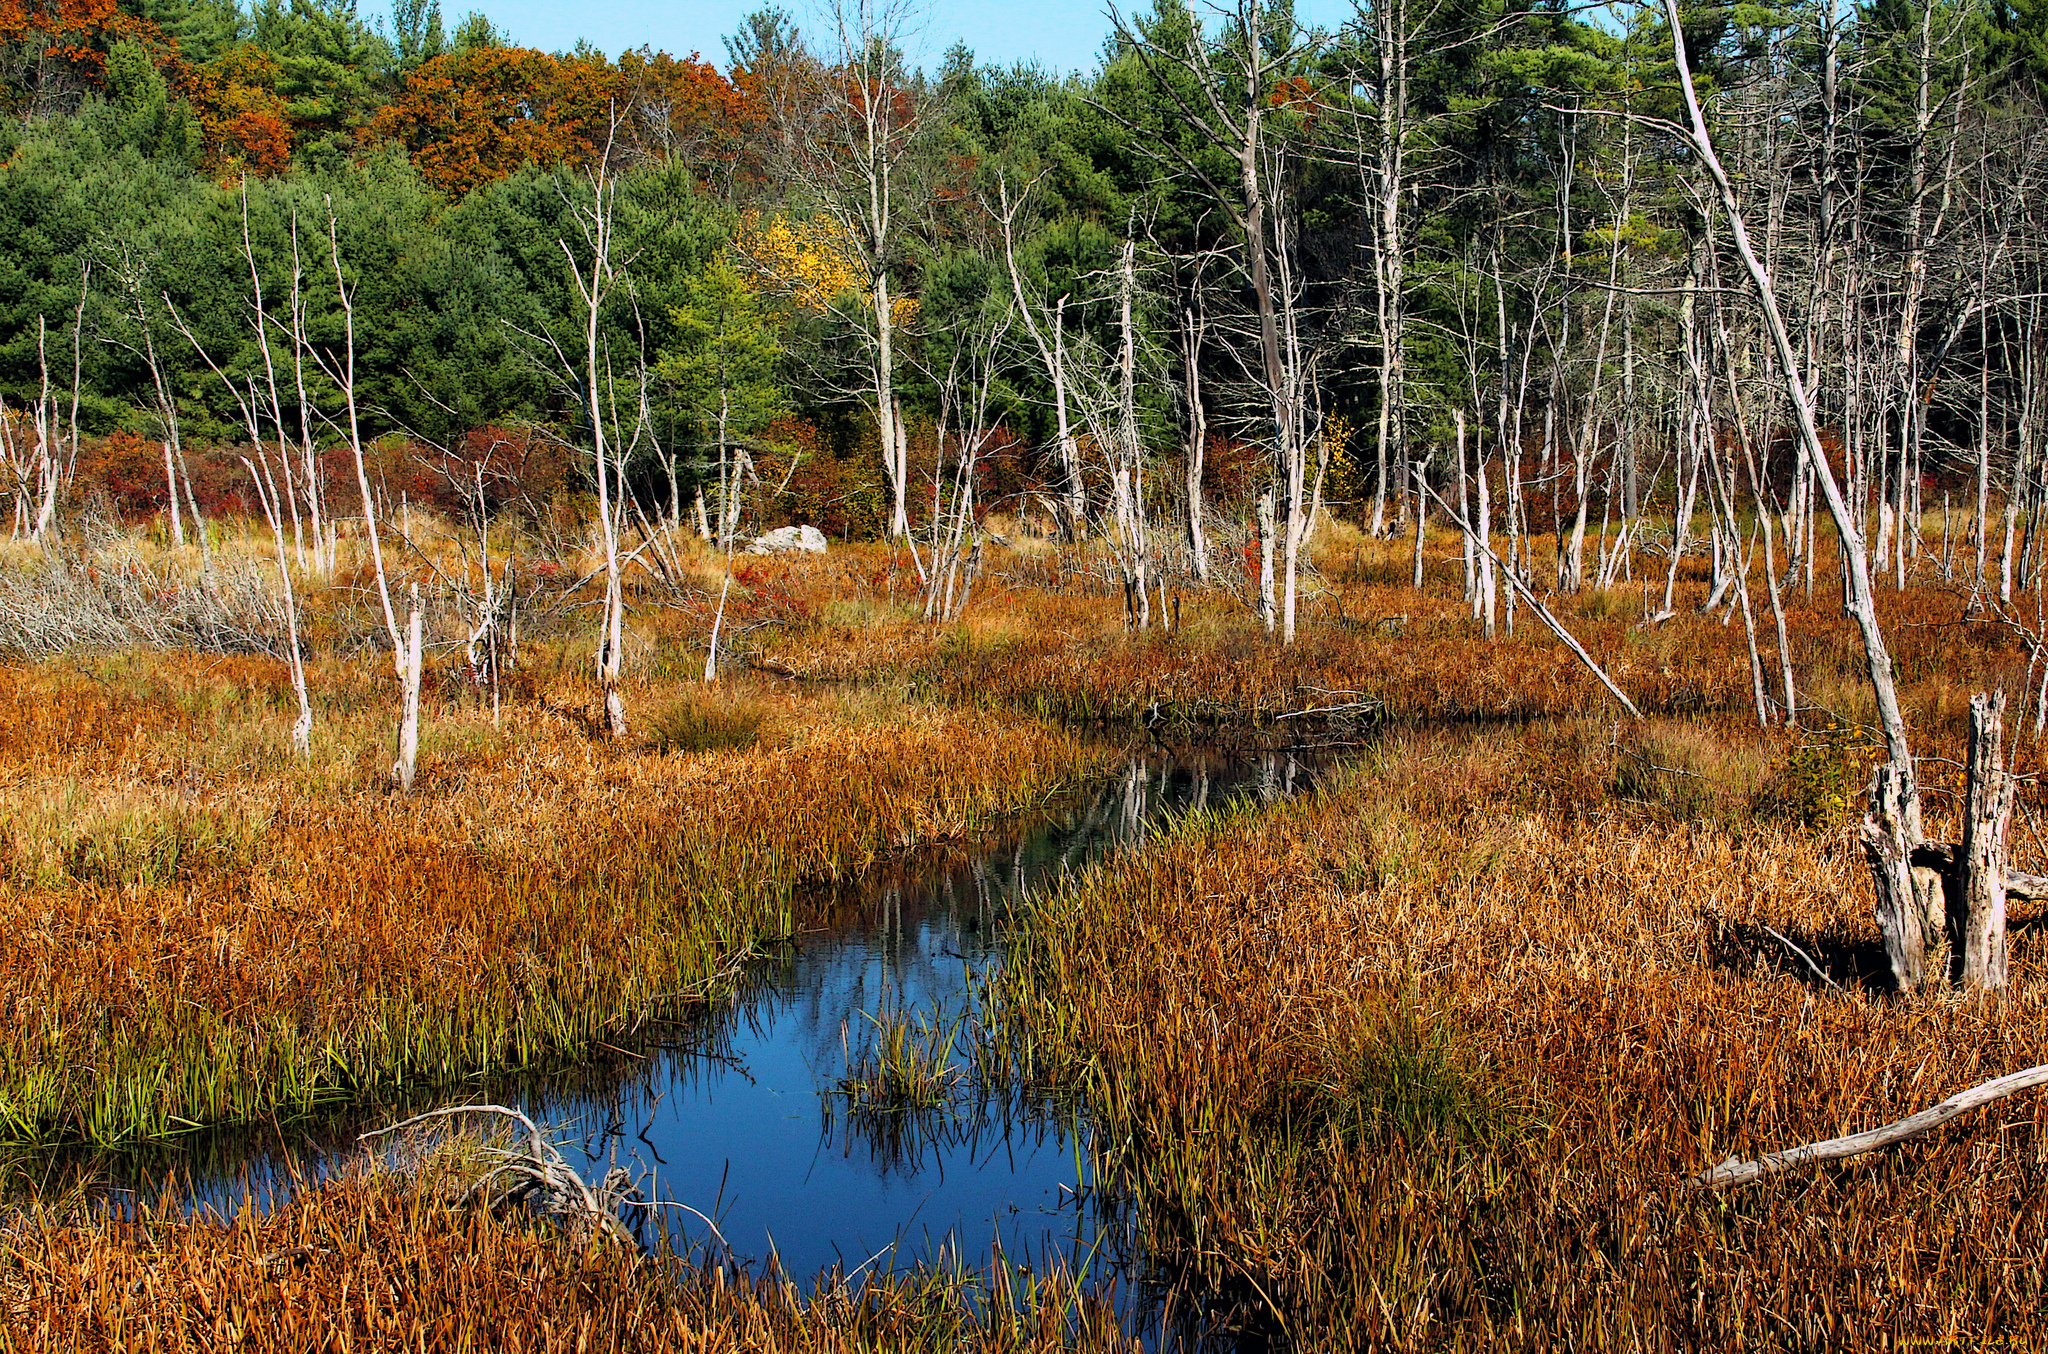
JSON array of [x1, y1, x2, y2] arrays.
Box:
[[1693, 1063, 2048, 1188]]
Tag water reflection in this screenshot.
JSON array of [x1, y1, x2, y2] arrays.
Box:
[[19, 748, 1325, 1306], [558, 747, 1323, 1283]]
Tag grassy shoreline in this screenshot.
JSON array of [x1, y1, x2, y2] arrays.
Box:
[[0, 1158, 1139, 1354], [0, 657, 1104, 1147], [995, 722, 2048, 1348]]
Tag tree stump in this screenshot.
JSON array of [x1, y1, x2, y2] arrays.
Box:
[[1862, 691, 2015, 994], [1956, 690, 2015, 990], [1862, 759, 1931, 992]]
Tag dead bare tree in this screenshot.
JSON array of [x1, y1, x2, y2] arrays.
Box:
[[763, 0, 940, 541], [242, 451, 314, 758], [0, 318, 68, 543], [306, 199, 415, 788], [163, 297, 315, 758], [1353, 0, 1435, 539], [102, 244, 208, 573], [997, 182, 1160, 627], [286, 208, 334, 572], [1107, 0, 1320, 641], [1180, 275, 1213, 584], [239, 185, 320, 574], [1108, 237, 1153, 628], [14, 281, 85, 544], [918, 290, 1011, 624], [1666, 0, 2012, 993], [557, 150, 631, 740], [996, 175, 1088, 538], [412, 438, 518, 727]]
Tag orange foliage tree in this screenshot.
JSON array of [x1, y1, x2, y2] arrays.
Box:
[[612, 47, 762, 190], [372, 44, 764, 198], [368, 46, 619, 197], [181, 44, 292, 177], [0, 0, 163, 119]]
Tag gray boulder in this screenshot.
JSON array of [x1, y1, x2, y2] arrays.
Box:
[[748, 524, 828, 555]]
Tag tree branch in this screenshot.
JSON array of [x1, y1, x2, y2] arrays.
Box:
[[1693, 1064, 2048, 1188]]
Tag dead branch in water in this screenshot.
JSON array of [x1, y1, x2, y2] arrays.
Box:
[[360, 1103, 637, 1247]]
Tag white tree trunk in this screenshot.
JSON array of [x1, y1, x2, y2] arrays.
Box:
[[397, 584, 423, 793]]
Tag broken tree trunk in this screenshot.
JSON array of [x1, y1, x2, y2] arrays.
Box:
[[1885, 691, 2020, 992], [397, 583, 422, 793], [1862, 761, 1940, 992], [1956, 689, 2015, 989]]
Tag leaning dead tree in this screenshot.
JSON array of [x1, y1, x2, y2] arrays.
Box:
[[1667, 0, 2014, 993], [1423, 480, 1642, 720]]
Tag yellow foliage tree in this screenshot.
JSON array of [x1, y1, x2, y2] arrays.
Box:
[[734, 211, 861, 312], [733, 211, 917, 332]]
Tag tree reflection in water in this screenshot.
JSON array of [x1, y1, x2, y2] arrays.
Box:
[[23, 747, 1329, 1343]]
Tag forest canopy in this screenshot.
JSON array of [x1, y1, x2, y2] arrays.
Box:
[[0, 0, 2041, 557]]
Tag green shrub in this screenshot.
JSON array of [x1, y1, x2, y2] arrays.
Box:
[[1752, 720, 1869, 831]]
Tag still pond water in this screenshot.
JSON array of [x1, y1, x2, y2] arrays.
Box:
[[69, 748, 1324, 1313]]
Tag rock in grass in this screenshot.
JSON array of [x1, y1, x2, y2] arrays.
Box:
[[749, 525, 828, 555]]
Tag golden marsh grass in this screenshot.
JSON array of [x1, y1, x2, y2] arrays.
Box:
[[997, 722, 2048, 1347], [7, 519, 2048, 1347], [0, 651, 1099, 1145]]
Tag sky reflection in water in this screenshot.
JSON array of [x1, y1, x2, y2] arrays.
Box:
[[68, 749, 1321, 1291]]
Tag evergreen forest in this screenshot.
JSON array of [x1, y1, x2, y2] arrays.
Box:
[[6, 0, 2044, 584]]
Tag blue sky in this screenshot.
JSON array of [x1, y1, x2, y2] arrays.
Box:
[[370, 0, 1360, 77]]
